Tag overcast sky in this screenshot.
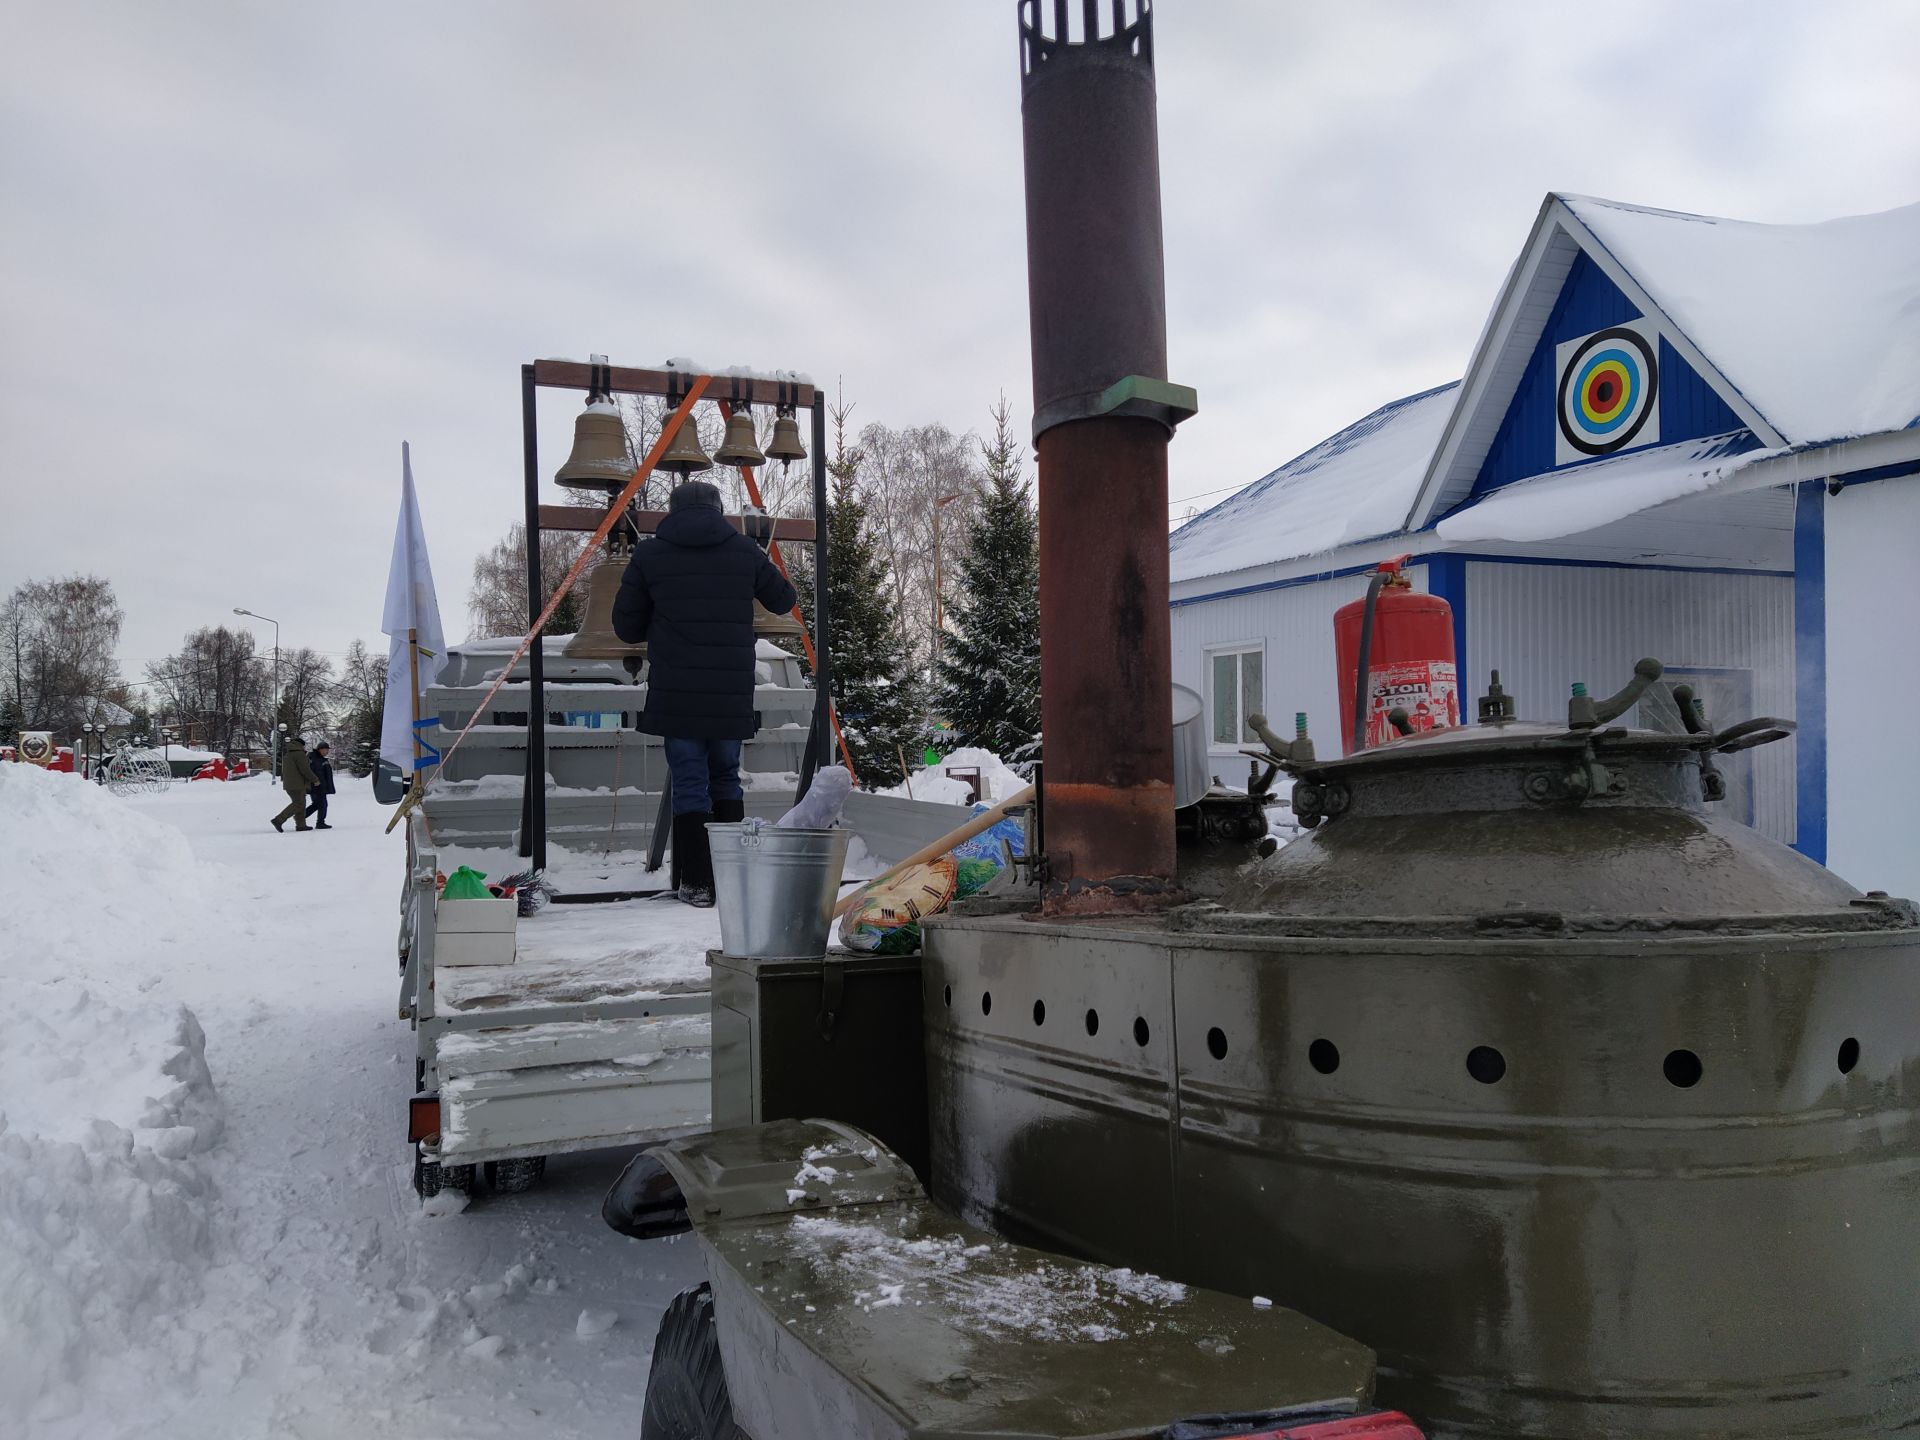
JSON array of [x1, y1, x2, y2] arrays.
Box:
[[4, 1, 1916, 682]]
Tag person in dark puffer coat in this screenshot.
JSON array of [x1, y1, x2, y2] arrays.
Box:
[[612, 480, 797, 906]]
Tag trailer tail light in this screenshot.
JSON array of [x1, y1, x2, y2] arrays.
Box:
[[1239, 1415, 1423, 1440], [407, 1094, 441, 1143]]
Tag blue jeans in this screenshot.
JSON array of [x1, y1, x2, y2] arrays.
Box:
[[663, 737, 743, 816]]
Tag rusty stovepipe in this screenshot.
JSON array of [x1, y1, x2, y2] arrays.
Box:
[[1019, 0, 1195, 915]]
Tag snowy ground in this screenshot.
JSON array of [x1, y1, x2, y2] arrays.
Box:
[[3, 768, 712, 1439]]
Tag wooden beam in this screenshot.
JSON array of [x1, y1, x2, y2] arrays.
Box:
[[532, 359, 815, 410], [537, 504, 816, 543]]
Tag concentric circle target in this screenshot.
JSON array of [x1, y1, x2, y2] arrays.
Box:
[[1556, 326, 1658, 456]]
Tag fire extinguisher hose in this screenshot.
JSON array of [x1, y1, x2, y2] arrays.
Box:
[[1352, 568, 1389, 754]]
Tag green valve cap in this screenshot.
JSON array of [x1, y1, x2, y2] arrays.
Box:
[[1571, 682, 1589, 697]]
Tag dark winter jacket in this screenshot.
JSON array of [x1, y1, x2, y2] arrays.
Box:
[[282, 743, 316, 794], [309, 751, 336, 795], [611, 504, 798, 740]]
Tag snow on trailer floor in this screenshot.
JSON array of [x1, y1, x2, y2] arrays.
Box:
[[2, 769, 714, 1440]]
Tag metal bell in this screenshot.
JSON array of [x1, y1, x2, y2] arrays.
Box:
[[765, 410, 807, 465], [658, 413, 713, 475], [563, 540, 648, 661], [555, 402, 633, 492], [752, 599, 806, 639], [714, 409, 767, 469]]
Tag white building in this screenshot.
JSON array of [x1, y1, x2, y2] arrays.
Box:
[[1169, 192, 1920, 896]]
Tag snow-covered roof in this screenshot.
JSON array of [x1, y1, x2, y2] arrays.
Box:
[[1169, 383, 1457, 583], [1176, 191, 1920, 584], [1564, 195, 1920, 446]]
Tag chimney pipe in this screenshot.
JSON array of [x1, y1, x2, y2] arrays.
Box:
[[1019, 0, 1194, 915]]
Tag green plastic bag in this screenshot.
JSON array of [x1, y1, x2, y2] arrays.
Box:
[[442, 865, 489, 900]]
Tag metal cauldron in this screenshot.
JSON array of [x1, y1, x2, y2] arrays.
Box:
[[922, 664, 1920, 1438]]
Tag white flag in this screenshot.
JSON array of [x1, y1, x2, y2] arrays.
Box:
[[380, 442, 447, 773]]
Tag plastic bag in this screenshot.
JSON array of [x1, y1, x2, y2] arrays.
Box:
[[777, 764, 852, 829], [441, 865, 490, 900]]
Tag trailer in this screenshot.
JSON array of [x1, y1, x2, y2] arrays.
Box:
[[397, 825, 715, 1196]]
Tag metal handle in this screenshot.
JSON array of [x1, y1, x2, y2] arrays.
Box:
[[1707, 716, 1797, 753]]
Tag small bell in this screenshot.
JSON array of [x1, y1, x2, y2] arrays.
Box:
[[765, 408, 807, 465], [555, 402, 633, 492], [752, 599, 806, 639], [714, 408, 767, 469], [563, 539, 648, 661], [658, 412, 713, 475]]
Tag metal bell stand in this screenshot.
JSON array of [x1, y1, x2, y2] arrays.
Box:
[[517, 359, 834, 873]]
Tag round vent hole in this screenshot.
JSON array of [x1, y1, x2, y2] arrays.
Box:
[[1032, 999, 1046, 1027], [1084, 1008, 1099, 1037], [1309, 1038, 1340, 1075], [1133, 1016, 1150, 1047], [1466, 1046, 1506, 1085], [942, 984, 951, 1008], [1663, 1049, 1703, 1088], [981, 991, 992, 1017], [1206, 1027, 1229, 1060], [1838, 1037, 1860, 1074]]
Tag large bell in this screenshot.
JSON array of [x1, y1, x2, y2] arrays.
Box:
[[658, 413, 713, 475], [563, 540, 647, 661], [555, 402, 633, 492], [714, 409, 766, 469], [765, 409, 807, 465], [753, 599, 806, 639]]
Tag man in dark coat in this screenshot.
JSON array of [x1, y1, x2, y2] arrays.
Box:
[[272, 737, 317, 832], [304, 740, 337, 829], [612, 480, 797, 905]]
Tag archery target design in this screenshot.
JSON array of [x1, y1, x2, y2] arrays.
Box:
[[1555, 318, 1660, 464]]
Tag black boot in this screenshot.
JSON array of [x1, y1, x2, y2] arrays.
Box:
[[712, 796, 745, 825], [672, 811, 716, 908]]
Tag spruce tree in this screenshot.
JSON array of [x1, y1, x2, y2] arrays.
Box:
[[795, 396, 922, 789], [933, 397, 1041, 768]]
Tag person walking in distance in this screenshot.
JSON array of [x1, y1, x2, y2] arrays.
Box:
[[612, 480, 797, 906], [272, 736, 317, 832], [304, 740, 337, 829]]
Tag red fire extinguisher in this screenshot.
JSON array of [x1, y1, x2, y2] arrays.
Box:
[[1334, 555, 1459, 755]]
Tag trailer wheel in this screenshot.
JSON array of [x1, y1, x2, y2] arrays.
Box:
[[641, 1285, 743, 1440], [485, 1156, 546, 1194]]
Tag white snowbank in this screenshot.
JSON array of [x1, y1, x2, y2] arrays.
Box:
[[879, 746, 1027, 805], [0, 765, 225, 1418]]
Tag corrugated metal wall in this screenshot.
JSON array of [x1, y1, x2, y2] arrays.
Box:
[[1170, 565, 1427, 763], [1464, 561, 1796, 842]]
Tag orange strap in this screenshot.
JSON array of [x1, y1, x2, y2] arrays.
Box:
[[718, 399, 858, 781], [435, 376, 711, 773]]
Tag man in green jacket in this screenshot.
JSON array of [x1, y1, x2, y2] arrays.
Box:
[[273, 737, 317, 832]]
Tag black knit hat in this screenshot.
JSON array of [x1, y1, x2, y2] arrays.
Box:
[[668, 480, 722, 513]]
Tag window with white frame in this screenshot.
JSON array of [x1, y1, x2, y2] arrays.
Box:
[[1206, 643, 1264, 747]]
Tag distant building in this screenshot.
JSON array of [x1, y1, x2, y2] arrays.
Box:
[[1169, 193, 1920, 895]]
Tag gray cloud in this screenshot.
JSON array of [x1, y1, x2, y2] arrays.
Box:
[[3, 2, 1915, 673]]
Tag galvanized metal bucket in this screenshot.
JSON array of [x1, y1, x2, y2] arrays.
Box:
[[707, 822, 853, 960]]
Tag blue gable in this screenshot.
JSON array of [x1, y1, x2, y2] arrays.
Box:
[[1468, 250, 1746, 501]]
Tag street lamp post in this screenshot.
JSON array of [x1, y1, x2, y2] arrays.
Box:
[[233, 606, 281, 777]]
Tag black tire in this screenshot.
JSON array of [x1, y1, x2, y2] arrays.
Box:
[[412, 1146, 442, 1198], [441, 1163, 475, 1194], [642, 1285, 743, 1440], [484, 1155, 546, 1194]]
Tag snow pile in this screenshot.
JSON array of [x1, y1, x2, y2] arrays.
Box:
[[0, 765, 225, 1419], [880, 747, 1027, 805]]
